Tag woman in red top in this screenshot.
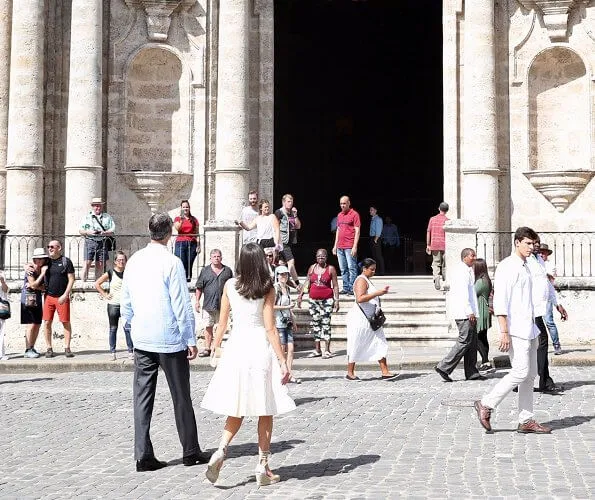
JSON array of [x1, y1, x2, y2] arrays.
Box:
[[297, 248, 339, 358], [174, 200, 201, 281]]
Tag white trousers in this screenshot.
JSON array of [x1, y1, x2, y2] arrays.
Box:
[[481, 335, 538, 424]]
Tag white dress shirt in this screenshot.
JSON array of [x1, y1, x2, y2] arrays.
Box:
[[448, 260, 478, 320], [493, 253, 538, 340], [121, 242, 196, 352], [526, 253, 552, 317]]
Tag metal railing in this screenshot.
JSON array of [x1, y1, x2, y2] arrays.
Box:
[[2, 233, 209, 281], [476, 232, 595, 277]]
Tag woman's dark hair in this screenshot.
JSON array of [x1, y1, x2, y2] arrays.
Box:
[[235, 242, 273, 299], [180, 199, 198, 234], [473, 258, 492, 289], [258, 199, 270, 214], [361, 258, 376, 270]]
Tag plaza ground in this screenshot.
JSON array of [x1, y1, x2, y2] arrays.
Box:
[[1, 366, 593, 499]]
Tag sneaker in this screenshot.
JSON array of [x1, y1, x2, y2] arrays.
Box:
[[31, 348, 41, 357], [45, 348, 54, 358], [24, 349, 40, 359], [64, 348, 75, 358], [553, 344, 562, 355], [110, 352, 117, 361], [433, 275, 441, 290], [479, 362, 495, 373]]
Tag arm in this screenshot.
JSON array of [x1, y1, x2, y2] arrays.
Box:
[[237, 217, 257, 231], [293, 209, 302, 230], [493, 263, 512, 351], [272, 215, 281, 246], [330, 266, 340, 312], [94, 273, 111, 299], [195, 288, 202, 312], [297, 265, 314, 307], [332, 224, 340, 255], [169, 259, 197, 352], [27, 265, 47, 290], [173, 216, 183, 232], [354, 278, 388, 304], [0, 274, 7, 295], [263, 288, 290, 384], [120, 274, 133, 323], [59, 273, 75, 304]]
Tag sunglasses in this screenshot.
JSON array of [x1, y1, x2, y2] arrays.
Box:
[[47, 245, 58, 249]]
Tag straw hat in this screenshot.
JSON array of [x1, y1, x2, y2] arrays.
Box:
[[539, 243, 553, 255], [91, 197, 105, 205], [32, 247, 48, 259]]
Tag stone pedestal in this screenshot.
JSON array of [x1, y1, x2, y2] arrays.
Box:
[[64, 0, 103, 237], [214, 0, 250, 222], [444, 219, 478, 324], [5, 0, 45, 247], [203, 222, 242, 270], [462, 0, 499, 231]]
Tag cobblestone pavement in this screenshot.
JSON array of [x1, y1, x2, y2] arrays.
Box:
[[1, 367, 594, 499]]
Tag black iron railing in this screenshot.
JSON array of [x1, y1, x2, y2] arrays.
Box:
[[476, 232, 595, 277]]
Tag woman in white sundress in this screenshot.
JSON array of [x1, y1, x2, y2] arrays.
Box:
[[345, 258, 398, 381], [201, 242, 295, 486]]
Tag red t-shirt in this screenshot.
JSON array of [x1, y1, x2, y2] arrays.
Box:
[[427, 213, 448, 251], [336, 209, 361, 249], [174, 216, 199, 242]]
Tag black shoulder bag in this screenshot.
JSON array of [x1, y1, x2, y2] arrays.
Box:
[[357, 296, 386, 331]]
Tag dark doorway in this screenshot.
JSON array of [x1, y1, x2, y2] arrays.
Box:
[[274, 0, 443, 274]]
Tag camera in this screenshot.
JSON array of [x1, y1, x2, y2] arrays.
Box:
[[281, 316, 293, 328]]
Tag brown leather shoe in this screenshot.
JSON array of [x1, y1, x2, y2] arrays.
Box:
[[474, 400, 492, 431], [517, 420, 552, 434]]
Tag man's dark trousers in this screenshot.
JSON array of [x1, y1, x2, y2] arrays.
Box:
[[369, 239, 385, 275], [436, 319, 480, 379], [133, 349, 201, 460], [535, 316, 555, 390]]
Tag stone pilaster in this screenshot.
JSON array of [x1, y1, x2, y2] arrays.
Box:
[[64, 0, 103, 235], [0, 0, 11, 226], [5, 0, 45, 238], [214, 0, 250, 222], [462, 0, 499, 231]]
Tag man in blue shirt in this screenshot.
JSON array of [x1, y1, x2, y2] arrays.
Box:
[[369, 206, 385, 275], [121, 212, 210, 472]]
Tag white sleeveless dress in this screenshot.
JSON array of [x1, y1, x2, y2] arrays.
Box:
[[201, 279, 296, 417], [346, 275, 388, 362]]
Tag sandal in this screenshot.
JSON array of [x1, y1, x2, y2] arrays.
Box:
[[198, 349, 211, 358], [290, 376, 302, 384], [322, 351, 333, 359], [345, 374, 360, 381], [306, 351, 322, 358]]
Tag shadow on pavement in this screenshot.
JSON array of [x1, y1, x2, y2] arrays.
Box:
[[293, 396, 337, 406], [542, 415, 595, 430], [558, 380, 595, 390], [0, 377, 53, 385]]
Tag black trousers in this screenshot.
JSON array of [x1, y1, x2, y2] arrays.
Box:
[[369, 239, 385, 275], [437, 319, 480, 379], [535, 316, 555, 390], [477, 329, 489, 364], [133, 348, 201, 460]]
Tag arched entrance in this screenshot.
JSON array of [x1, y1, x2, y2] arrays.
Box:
[[274, 0, 443, 274]]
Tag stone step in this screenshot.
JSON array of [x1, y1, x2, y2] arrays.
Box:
[[293, 331, 455, 349], [293, 306, 447, 322]]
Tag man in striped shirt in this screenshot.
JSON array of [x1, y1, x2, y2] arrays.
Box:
[[426, 202, 449, 290]]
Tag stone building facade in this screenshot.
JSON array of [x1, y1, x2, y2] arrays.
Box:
[[0, 0, 594, 257]]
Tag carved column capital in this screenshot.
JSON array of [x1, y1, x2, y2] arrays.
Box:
[[125, 0, 197, 41]]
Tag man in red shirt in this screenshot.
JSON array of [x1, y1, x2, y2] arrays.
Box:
[[426, 202, 449, 290], [332, 196, 361, 295]]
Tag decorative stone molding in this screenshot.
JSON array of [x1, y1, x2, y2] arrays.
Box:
[[523, 170, 595, 212], [124, 0, 196, 41], [118, 171, 193, 213], [519, 0, 588, 41]]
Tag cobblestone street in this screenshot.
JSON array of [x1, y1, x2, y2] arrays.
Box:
[[1, 367, 594, 499]]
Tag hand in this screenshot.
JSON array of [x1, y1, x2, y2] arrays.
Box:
[[557, 305, 568, 321], [58, 294, 68, 305], [350, 247, 357, 257], [41, 265, 48, 274], [426, 246, 431, 255], [468, 313, 477, 323], [291, 208, 297, 216], [187, 345, 198, 360], [195, 303, 201, 313], [106, 293, 113, 301], [333, 302, 340, 313], [332, 246, 337, 256], [499, 331, 511, 352], [378, 286, 389, 296], [280, 362, 291, 385]]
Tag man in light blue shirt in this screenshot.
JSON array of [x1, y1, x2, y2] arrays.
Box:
[[369, 206, 385, 275], [121, 212, 210, 472]]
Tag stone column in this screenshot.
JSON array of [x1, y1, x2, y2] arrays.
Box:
[[214, 0, 250, 221], [5, 0, 45, 240], [64, 0, 103, 236], [462, 0, 499, 231], [0, 0, 11, 226]]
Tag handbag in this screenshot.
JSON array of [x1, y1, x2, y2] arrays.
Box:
[[24, 290, 38, 308], [358, 297, 386, 331], [0, 297, 11, 320]]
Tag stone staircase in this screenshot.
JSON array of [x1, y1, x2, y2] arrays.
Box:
[[293, 276, 453, 348]]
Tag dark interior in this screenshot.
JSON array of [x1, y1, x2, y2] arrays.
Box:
[[274, 0, 443, 273]]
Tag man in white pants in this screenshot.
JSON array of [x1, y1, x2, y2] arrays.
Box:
[[474, 226, 552, 434]]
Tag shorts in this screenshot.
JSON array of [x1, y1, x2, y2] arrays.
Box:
[[20, 303, 42, 325], [42, 295, 71, 323], [258, 238, 275, 250], [279, 244, 294, 262], [85, 238, 109, 262], [201, 309, 220, 328], [278, 327, 294, 345]]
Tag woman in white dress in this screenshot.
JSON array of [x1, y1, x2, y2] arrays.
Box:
[[345, 258, 398, 381], [201, 242, 295, 486], [235, 199, 280, 252]]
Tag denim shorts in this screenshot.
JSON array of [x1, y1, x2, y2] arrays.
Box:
[[278, 327, 294, 345]]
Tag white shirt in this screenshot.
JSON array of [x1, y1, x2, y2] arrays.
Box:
[[493, 253, 538, 340], [241, 205, 259, 243], [448, 260, 478, 320], [121, 242, 196, 352], [526, 253, 553, 317]]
